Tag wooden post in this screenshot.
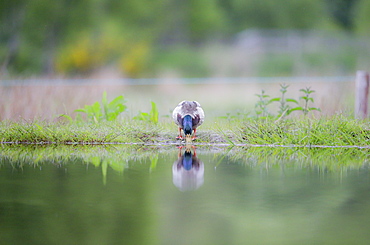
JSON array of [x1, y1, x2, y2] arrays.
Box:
[[355, 70, 370, 119]]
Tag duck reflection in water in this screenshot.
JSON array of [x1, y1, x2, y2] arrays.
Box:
[[172, 146, 204, 191]]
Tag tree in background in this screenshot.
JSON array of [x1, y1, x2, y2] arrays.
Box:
[[220, 0, 329, 31], [0, 0, 369, 77], [324, 0, 359, 30]]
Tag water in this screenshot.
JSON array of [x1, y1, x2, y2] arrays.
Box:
[[1, 145, 370, 245]]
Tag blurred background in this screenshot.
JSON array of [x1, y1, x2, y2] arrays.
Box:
[[0, 0, 370, 119], [1, 0, 370, 78]]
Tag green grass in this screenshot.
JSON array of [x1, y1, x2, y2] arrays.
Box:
[[1, 143, 369, 175], [0, 120, 170, 144], [223, 146, 370, 172], [236, 116, 370, 147], [1, 115, 370, 147]]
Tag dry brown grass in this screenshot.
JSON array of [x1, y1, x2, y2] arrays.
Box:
[[0, 78, 354, 121]]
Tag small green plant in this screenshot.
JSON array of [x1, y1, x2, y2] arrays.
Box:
[[276, 84, 299, 118], [289, 87, 321, 116], [74, 92, 127, 123], [254, 90, 279, 118], [133, 101, 159, 123], [253, 85, 320, 119]]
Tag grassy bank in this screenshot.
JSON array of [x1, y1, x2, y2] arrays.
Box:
[[1, 115, 370, 147]]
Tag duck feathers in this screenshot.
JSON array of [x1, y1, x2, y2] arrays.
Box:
[[172, 100, 205, 129]]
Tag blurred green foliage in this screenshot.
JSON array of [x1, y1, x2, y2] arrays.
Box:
[[0, 0, 369, 77], [73, 92, 127, 123], [133, 101, 159, 124]]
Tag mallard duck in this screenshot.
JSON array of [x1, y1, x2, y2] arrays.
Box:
[[172, 146, 204, 191], [172, 100, 205, 141]]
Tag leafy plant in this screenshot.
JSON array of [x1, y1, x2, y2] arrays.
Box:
[[101, 92, 127, 121], [276, 84, 299, 117], [74, 92, 127, 123], [254, 90, 279, 118], [253, 85, 320, 119], [289, 87, 321, 116], [75, 101, 102, 123], [133, 101, 159, 123]]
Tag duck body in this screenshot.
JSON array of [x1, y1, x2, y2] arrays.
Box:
[[172, 100, 205, 140]]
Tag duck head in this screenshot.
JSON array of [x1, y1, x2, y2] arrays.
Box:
[[182, 150, 193, 170], [183, 115, 193, 136]]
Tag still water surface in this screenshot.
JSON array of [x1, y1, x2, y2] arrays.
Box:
[[1, 145, 370, 245]]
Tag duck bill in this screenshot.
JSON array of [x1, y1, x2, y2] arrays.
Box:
[[184, 144, 193, 153], [185, 134, 192, 144]]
